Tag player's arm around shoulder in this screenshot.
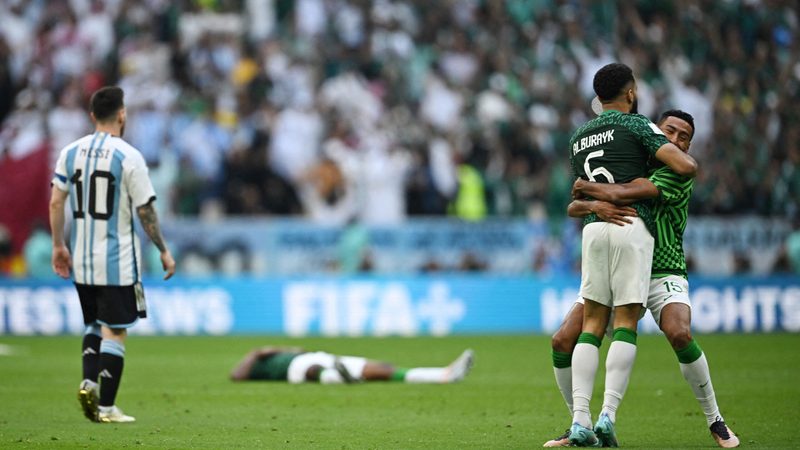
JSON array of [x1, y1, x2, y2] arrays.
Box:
[[572, 177, 659, 205], [630, 114, 698, 178], [654, 142, 698, 177]]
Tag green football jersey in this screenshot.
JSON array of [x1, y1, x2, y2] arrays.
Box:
[[569, 110, 670, 234], [648, 166, 693, 279], [248, 352, 303, 381]]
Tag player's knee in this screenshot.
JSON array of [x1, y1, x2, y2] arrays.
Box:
[[663, 323, 692, 350], [305, 364, 323, 382], [551, 329, 578, 353], [101, 326, 127, 342], [612, 305, 642, 330]]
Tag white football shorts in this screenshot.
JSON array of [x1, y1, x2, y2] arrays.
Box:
[[579, 217, 654, 307], [645, 275, 691, 325], [286, 351, 367, 384], [574, 274, 691, 328]]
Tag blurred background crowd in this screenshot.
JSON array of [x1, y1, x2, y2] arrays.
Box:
[[1, 0, 799, 276]]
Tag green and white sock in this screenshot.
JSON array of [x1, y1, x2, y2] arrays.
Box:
[[601, 328, 638, 423], [390, 368, 408, 382], [552, 350, 574, 416], [676, 340, 722, 426], [572, 333, 602, 429]]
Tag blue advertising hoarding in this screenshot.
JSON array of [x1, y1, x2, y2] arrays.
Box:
[[0, 275, 798, 335]]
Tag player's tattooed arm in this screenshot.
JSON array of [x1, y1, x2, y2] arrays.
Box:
[[573, 178, 659, 205], [136, 201, 167, 252], [137, 200, 176, 280]]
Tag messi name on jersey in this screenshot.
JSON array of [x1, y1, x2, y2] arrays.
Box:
[[572, 129, 615, 155], [80, 147, 112, 159]]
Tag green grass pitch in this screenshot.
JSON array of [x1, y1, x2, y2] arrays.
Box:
[[1, 334, 797, 449]]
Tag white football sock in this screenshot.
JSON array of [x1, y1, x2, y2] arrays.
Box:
[[404, 368, 447, 383], [572, 343, 600, 429], [680, 354, 722, 426], [553, 366, 574, 416], [319, 369, 345, 384], [601, 340, 637, 423]]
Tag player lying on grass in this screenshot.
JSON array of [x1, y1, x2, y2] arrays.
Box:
[[230, 347, 474, 384], [543, 110, 738, 448]]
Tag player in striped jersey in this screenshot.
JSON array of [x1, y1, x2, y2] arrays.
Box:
[[543, 110, 738, 448], [49, 86, 176, 424]]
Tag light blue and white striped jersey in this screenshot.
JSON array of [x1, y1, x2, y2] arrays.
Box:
[[52, 132, 156, 286]]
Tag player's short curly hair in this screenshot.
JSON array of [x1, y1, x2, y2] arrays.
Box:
[[593, 63, 634, 101], [659, 109, 695, 138], [90, 86, 124, 122]]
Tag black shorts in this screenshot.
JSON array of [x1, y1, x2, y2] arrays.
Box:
[[75, 283, 142, 328]]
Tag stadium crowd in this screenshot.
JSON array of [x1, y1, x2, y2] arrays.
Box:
[[0, 0, 798, 274]]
